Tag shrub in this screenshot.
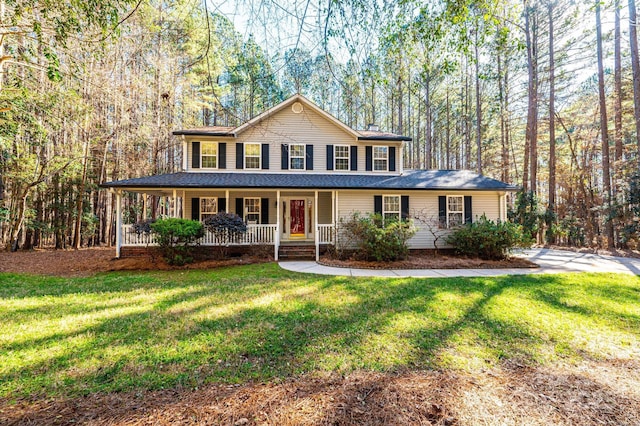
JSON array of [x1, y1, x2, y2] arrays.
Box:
[[340, 213, 417, 261], [203, 212, 247, 258], [150, 218, 204, 265], [446, 215, 530, 260], [133, 218, 155, 235]]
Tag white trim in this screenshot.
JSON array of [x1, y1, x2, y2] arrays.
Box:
[[225, 190, 229, 213], [334, 144, 350, 171], [244, 142, 261, 170], [200, 197, 218, 221], [382, 194, 401, 222], [233, 94, 361, 139], [201, 141, 219, 169], [275, 190, 280, 260], [446, 195, 464, 228], [373, 146, 389, 172], [115, 190, 122, 258], [182, 138, 187, 171], [315, 191, 319, 261], [289, 143, 306, 170], [244, 197, 261, 224]]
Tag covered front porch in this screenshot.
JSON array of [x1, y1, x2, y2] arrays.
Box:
[[113, 188, 338, 260]]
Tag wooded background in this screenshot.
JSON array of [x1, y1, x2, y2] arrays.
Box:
[[1, 0, 640, 251]]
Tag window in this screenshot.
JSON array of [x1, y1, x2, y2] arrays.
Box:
[[335, 145, 350, 171], [200, 197, 218, 221], [447, 196, 464, 227], [245, 143, 261, 169], [383, 195, 400, 223], [373, 146, 388, 171], [289, 144, 305, 170], [201, 142, 217, 168], [244, 198, 261, 224]]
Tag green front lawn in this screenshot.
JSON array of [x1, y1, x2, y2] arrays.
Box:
[[1, 264, 639, 399]]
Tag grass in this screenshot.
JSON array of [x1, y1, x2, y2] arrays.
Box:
[[1, 264, 639, 400]]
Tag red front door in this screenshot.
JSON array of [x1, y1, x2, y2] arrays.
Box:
[[290, 200, 305, 236]]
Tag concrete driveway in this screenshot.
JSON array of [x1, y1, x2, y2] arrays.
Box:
[[278, 248, 640, 278]]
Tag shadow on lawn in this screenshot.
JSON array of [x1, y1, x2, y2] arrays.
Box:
[[1, 267, 639, 401]]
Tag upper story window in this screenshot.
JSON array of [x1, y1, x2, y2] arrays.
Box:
[[290, 144, 305, 170], [244, 198, 261, 224], [335, 145, 350, 171], [245, 143, 261, 169], [383, 195, 400, 223], [200, 197, 218, 221], [201, 142, 218, 168], [447, 195, 464, 227], [373, 146, 388, 171]]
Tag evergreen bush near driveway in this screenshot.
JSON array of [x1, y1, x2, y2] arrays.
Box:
[[150, 218, 204, 265], [446, 214, 530, 260]]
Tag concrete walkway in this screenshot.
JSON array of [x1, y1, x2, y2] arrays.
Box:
[[278, 248, 640, 278]]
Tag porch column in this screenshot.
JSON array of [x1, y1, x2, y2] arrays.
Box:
[[182, 191, 186, 218], [142, 193, 147, 220], [314, 190, 319, 261], [225, 190, 229, 213], [275, 190, 281, 260], [172, 189, 178, 218], [335, 191, 339, 248], [115, 189, 122, 258]]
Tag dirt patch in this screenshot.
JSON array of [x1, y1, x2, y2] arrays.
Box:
[[0, 247, 272, 277], [319, 253, 538, 270], [2, 359, 638, 426]]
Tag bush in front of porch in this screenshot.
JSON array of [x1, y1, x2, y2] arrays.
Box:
[[339, 213, 417, 262], [204, 212, 247, 259], [151, 218, 204, 265]]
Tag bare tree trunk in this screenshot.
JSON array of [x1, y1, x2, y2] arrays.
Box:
[[629, 0, 640, 166], [425, 76, 432, 169], [524, 2, 538, 194], [614, 0, 623, 186], [475, 26, 482, 174], [548, 1, 557, 243], [597, 1, 615, 248]]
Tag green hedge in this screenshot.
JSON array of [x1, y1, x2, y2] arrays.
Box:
[[150, 218, 204, 265]]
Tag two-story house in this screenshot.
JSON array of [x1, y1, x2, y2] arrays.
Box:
[[103, 94, 517, 260]]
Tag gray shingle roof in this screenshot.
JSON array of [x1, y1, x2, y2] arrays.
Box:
[[101, 170, 518, 191]]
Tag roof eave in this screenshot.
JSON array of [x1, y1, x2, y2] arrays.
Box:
[[172, 130, 236, 137], [357, 136, 412, 142]]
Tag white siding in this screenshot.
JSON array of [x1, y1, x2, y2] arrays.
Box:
[[336, 190, 502, 249], [184, 105, 403, 174]]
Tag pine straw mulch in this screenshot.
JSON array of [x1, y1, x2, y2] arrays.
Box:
[[2, 358, 639, 426], [0, 247, 272, 277], [319, 253, 538, 270]]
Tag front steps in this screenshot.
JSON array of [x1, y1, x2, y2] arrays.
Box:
[[278, 244, 316, 260]]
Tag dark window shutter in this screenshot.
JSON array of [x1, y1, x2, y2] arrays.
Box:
[[438, 196, 446, 227], [326, 145, 334, 170], [192, 142, 200, 169], [365, 146, 372, 171], [236, 143, 244, 169], [401, 195, 409, 220], [350, 146, 358, 171], [306, 144, 314, 170], [218, 198, 226, 213], [261, 144, 270, 169], [281, 144, 289, 170], [389, 146, 396, 172], [374, 195, 382, 215], [219, 143, 226, 169], [236, 198, 244, 218], [464, 196, 473, 224], [261, 198, 269, 224], [191, 197, 200, 221]]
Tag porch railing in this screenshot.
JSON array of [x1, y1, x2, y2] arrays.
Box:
[[121, 224, 278, 246], [317, 224, 335, 244]]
